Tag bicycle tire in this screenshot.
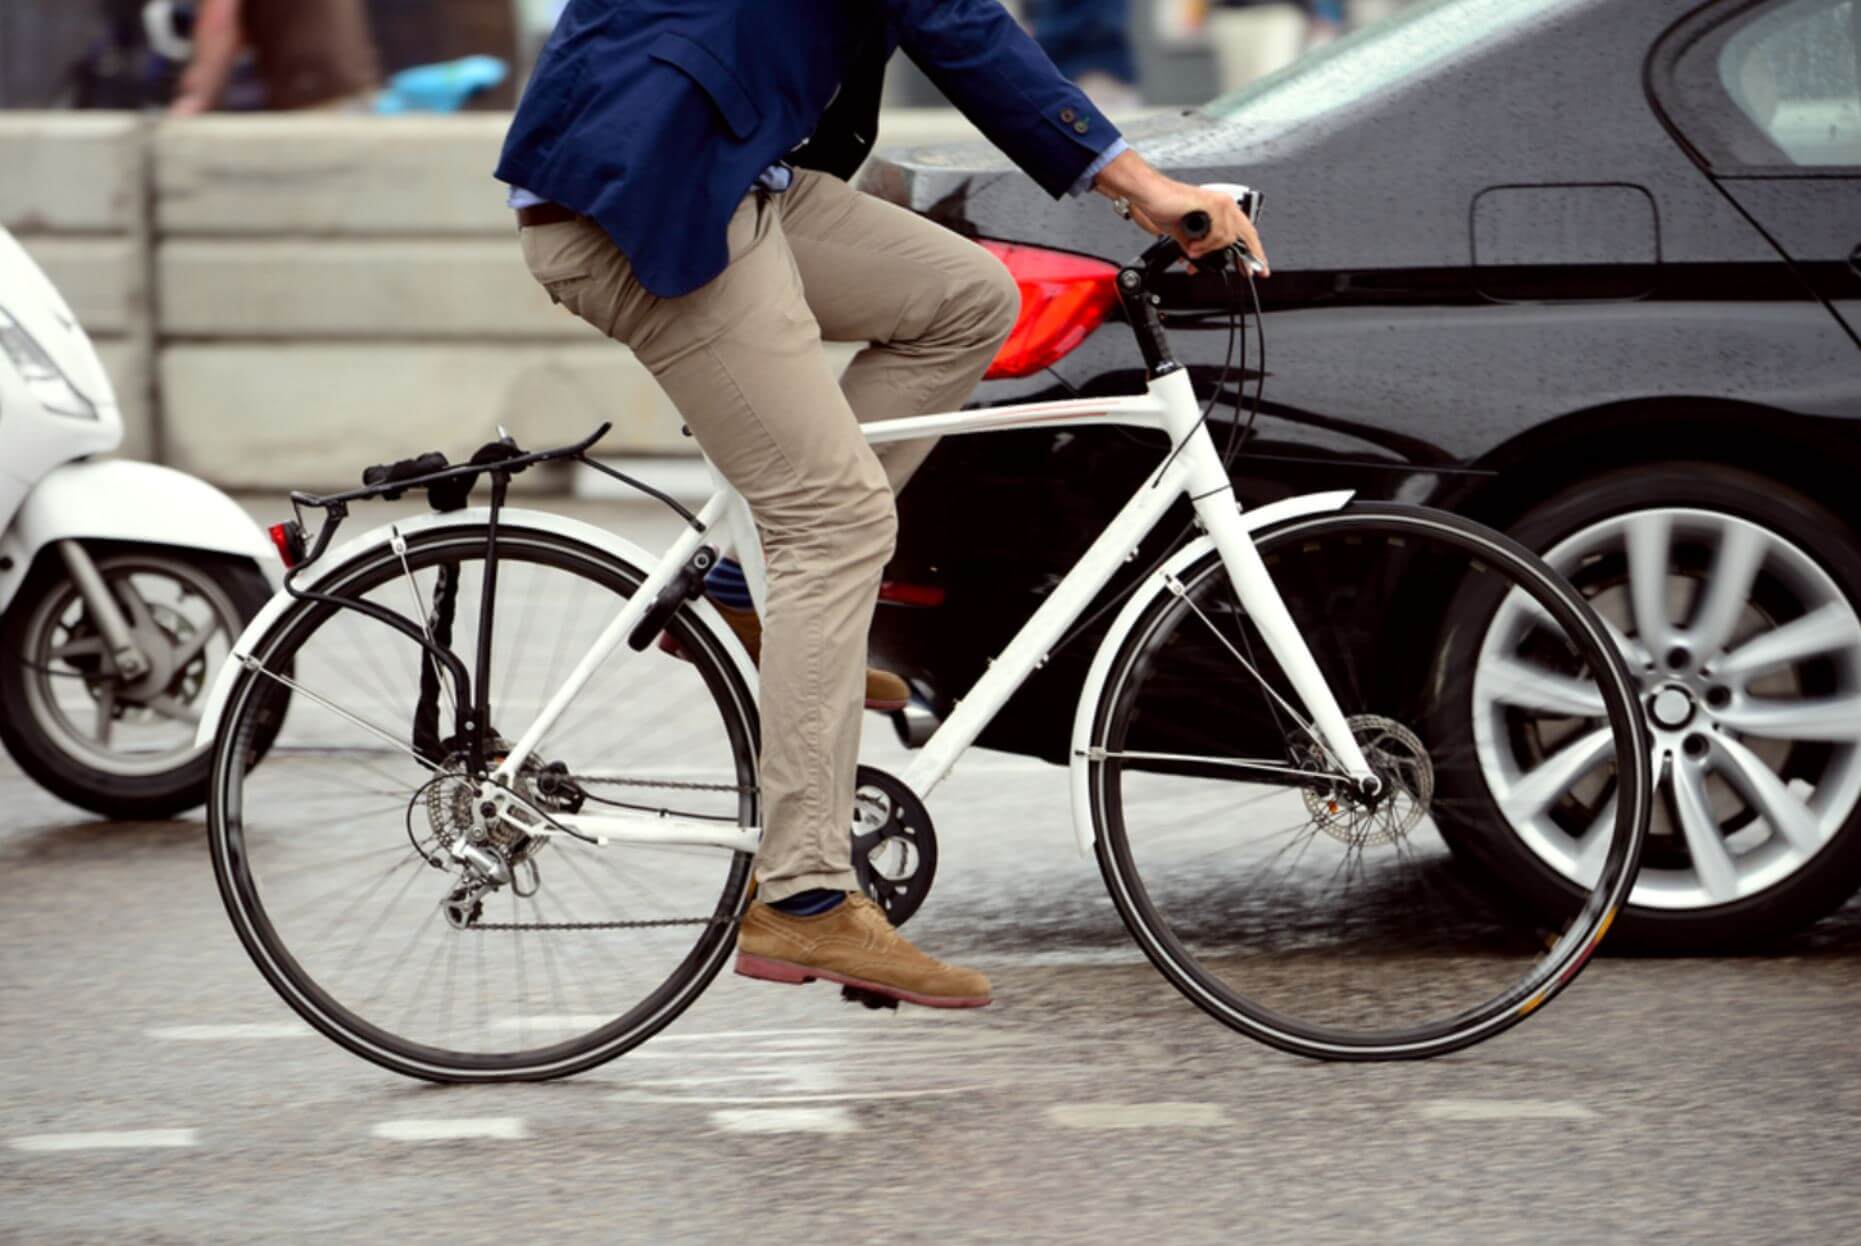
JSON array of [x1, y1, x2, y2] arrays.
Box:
[[1084, 502, 1652, 1060], [208, 524, 759, 1083]]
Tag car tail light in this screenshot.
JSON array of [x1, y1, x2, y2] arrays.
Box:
[[879, 579, 946, 607], [977, 241, 1120, 379], [269, 521, 306, 570]]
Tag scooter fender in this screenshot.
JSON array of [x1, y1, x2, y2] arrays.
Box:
[[0, 459, 276, 615], [194, 506, 760, 751], [1068, 490, 1356, 857]]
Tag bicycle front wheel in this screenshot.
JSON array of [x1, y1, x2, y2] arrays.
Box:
[[1085, 504, 1651, 1060], [208, 523, 758, 1082]]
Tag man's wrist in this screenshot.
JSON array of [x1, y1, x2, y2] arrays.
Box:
[[1092, 149, 1169, 212]]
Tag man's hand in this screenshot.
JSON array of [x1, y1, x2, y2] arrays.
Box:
[[168, 91, 215, 117], [166, 0, 244, 119], [1093, 149, 1270, 276]]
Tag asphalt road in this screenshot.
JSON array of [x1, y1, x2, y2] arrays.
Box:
[[4, 498, 1861, 1244]]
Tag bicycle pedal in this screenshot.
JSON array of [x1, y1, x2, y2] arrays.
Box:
[[841, 984, 899, 1011]]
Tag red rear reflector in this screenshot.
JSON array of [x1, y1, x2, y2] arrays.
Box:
[[978, 240, 1120, 380], [268, 522, 304, 570]]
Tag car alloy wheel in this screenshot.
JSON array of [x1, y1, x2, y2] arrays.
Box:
[[1468, 470, 1861, 947]]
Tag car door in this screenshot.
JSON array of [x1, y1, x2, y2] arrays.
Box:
[[1655, 0, 1861, 341]]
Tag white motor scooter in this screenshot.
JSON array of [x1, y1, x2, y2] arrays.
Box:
[[0, 226, 278, 818]]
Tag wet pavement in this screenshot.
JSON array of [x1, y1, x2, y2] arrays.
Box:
[[4, 499, 1861, 1243]]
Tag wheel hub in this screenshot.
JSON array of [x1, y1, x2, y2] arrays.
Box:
[[416, 744, 565, 927], [1299, 715, 1434, 848], [1647, 685, 1696, 730]]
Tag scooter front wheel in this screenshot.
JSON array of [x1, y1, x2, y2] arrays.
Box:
[[0, 544, 273, 819]]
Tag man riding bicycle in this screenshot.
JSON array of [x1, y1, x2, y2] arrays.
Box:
[[496, 0, 1267, 1010]]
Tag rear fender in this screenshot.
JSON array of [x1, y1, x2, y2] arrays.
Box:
[[194, 507, 757, 749]]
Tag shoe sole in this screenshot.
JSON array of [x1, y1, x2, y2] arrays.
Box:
[[735, 952, 991, 1009], [662, 634, 908, 713]]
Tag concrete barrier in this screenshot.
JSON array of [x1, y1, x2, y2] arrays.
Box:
[[158, 239, 583, 339], [1, 109, 990, 489]]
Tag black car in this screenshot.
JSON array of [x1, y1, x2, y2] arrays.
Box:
[[862, 0, 1861, 950]]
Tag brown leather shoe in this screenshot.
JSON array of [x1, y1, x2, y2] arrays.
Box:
[[659, 601, 911, 712], [737, 893, 991, 1008]]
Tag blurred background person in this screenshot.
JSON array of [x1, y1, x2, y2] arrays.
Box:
[[168, 0, 381, 115], [1030, 0, 1145, 111]]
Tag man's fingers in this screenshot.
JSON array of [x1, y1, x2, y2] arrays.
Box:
[[1237, 216, 1272, 276]]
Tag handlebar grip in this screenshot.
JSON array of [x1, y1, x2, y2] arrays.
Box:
[[1183, 210, 1212, 241]]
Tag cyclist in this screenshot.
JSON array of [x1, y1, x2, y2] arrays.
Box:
[[496, 0, 1266, 1010]]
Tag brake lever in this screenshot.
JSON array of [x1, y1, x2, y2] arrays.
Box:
[[1232, 244, 1267, 277]]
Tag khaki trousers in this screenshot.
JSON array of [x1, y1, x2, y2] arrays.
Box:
[[519, 170, 1019, 902]]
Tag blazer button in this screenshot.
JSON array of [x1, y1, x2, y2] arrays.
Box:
[[1073, 118, 1090, 133], [1060, 107, 1077, 123]]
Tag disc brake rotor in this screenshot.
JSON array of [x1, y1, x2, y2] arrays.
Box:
[[1297, 714, 1435, 848]]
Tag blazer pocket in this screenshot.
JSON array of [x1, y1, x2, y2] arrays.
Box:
[[647, 31, 762, 141]]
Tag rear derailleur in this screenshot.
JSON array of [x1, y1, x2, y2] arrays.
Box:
[[416, 743, 584, 930]]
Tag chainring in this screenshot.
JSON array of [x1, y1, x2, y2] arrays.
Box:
[[851, 764, 938, 928]]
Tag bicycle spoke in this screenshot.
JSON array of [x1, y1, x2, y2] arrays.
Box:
[[211, 529, 755, 1077], [1092, 508, 1646, 1057]]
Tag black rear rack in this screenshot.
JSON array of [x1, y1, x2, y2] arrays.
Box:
[[268, 422, 710, 777]]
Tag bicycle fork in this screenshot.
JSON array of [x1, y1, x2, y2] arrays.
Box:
[[1160, 370, 1380, 794]]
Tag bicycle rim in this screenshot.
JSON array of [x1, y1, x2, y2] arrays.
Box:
[[1088, 504, 1651, 1060], [209, 527, 758, 1082]]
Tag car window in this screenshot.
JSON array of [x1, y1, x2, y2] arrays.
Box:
[[1717, 0, 1861, 166], [1204, 0, 1564, 124]]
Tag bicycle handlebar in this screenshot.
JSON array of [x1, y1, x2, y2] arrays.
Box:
[[1177, 187, 1265, 274], [1117, 185, 1266, 378]]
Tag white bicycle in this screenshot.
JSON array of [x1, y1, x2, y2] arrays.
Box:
[[201, 194, 1652, 1081]]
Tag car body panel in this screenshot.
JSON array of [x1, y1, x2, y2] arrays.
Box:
[[860, 0, 1861, 762]]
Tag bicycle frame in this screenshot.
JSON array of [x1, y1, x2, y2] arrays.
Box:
[[488, 365, 1378, 856]]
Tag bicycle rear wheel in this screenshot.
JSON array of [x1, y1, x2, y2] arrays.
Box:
[[1085, 503, 1651, 1060], [208, 524, 758, 1082]]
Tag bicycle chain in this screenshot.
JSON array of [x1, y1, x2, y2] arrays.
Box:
[[578, 776, 753, 794], [468, 916, 731, 932], [459, 775, 750, 930]]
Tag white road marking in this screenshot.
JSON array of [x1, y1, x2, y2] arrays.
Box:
[[11, 1129, 199, 1153], [1048, 1103, 1229, 1130], [623, 1039, 1006, 1061], [491, 1015, 612, 1032], [633, 1070, 838, 1090], [615, 1087, 981, 1106], [492, 1021, 874, 1044], [147, 1023, 311, 1041], [710, 1107, 857, 1135], [371, 1118, 529, 1142], [650, 1027, 878, 1043], [1416, 1099, 1598, 1122], [974, 949, 1149, 969]]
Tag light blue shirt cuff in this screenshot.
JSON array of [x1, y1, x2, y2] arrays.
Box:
[[1068, 137, 1129, 198]]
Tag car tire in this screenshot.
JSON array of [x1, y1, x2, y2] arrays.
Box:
[[1443, 462, 1861, 952]]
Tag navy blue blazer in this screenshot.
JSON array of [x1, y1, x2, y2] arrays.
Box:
[[495, 0, 1121, 297]]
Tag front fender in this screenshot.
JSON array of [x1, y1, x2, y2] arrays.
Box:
[[0, 459, 275, 614], [1067, 490, 1355, 857], [195, 506, 758, 750]]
